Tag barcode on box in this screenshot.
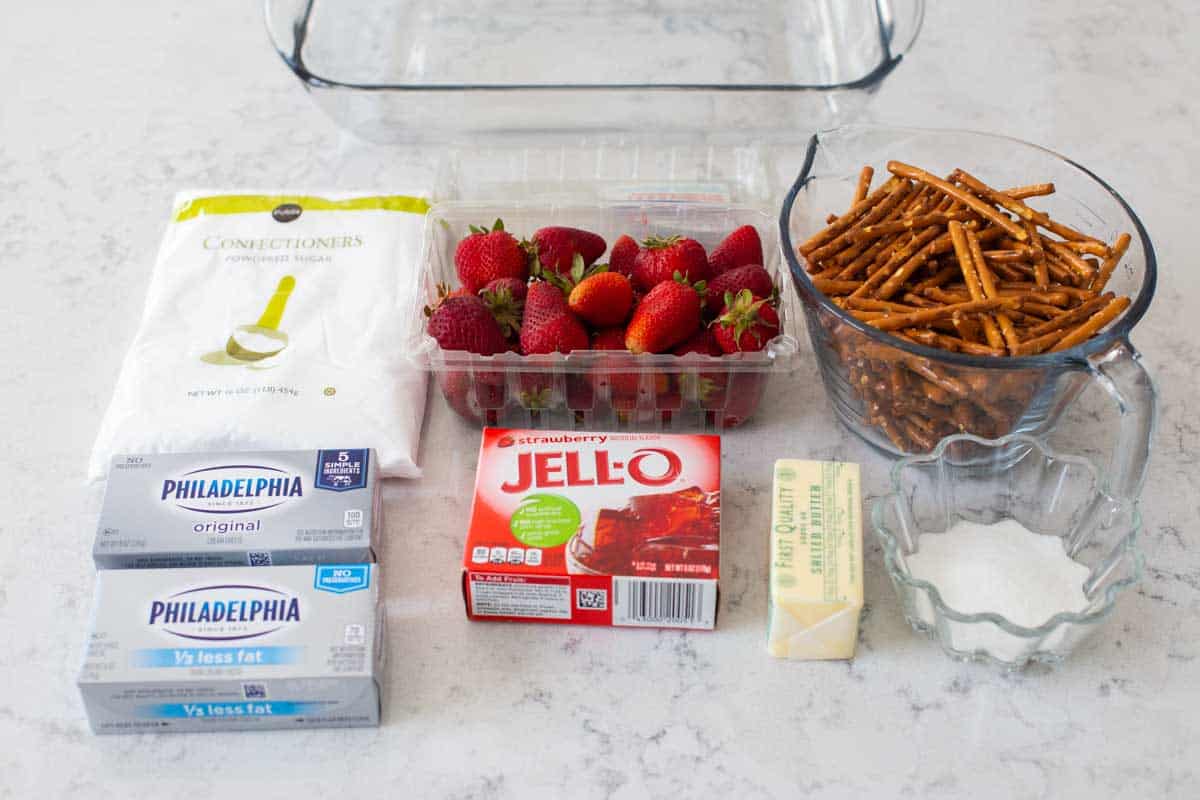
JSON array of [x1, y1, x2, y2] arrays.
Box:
[[611, 577, 716, 629], [247, 551, 272, 567]]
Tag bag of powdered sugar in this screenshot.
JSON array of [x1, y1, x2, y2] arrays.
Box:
[[89, 191, 432, 480]]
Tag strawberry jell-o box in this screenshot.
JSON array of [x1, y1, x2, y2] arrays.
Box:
[[462, 429, 720, 629]]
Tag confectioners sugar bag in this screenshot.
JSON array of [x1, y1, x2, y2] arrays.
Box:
[[89, 191, 431, 480]]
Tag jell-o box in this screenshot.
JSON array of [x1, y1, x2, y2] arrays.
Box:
[[767, 459, 864, 659], [462, 428, 720, 629]]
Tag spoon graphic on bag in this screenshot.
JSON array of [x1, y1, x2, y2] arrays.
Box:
[[223, 275, 296, 362]]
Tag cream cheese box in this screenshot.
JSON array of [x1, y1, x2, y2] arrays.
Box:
[[78, 563, 382, 733], [94, 449, 379, 569]]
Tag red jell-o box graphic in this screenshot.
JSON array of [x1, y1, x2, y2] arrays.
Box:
[[462, 429, 720, 629]]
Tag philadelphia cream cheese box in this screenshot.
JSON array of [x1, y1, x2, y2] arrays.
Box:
[[94, 449, 380, 569], [78, 563, 382, 733]]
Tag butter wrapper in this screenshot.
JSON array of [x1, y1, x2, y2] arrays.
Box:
[[767, 459, 863, 660]]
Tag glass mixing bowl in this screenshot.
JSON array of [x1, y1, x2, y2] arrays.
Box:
[[779, 127, 1157, 500], [871, 433, 1142, 669]]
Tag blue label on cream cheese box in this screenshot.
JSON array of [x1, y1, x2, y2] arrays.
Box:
[[316, 449, 370, 492], [95, 449, 380, 569], [315, 564, 371, 594], [78, 564, 383, 734]]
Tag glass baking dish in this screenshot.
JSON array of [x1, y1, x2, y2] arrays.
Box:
[[264, 0, 924, 142]]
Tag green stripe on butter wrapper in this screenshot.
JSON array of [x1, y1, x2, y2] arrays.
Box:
[[172, 194, 431, 222], [768, 459, 864, 660]]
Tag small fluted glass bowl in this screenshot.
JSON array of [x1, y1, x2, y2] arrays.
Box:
[[871, 433, 1142, 669]]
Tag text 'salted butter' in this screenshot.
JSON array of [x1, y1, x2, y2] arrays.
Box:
[[767, 459, 864, 660], [78, 564, 382, 733], [94, 449, 379, 569]]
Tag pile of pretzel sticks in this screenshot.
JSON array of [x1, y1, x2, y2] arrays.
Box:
[[796, 161, 1133, 451]]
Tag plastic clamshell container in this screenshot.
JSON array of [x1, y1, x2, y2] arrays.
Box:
[[264, 0, 924, 142], [406, 202, 800, 431]]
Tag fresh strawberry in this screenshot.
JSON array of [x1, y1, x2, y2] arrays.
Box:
[[671, 327, 722, 357], [625, 275, 704, 354], [704, 264, 775, 314], [591, 327, 628, 351], [630, 235, 709, 291], [519, 282, 589, 355], [479, 278, 526, 338], [422, 282, 472, 316], [480, 277, 527, 302], [522, 280, 568, 328], [454, 219, 528, 293], [609, 234, 639, 277], [568, 271, 633, 328], [708, 225, 763, 276], [711, 289, 780, 353], [719, 373, 767, 428], [527, 226, 607, 275], [439, 369, 507, 423], [590, 327, 639, 411], [425, 295, 509, 355]]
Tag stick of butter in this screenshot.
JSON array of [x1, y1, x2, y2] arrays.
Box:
[[768, 459, 863, 660]]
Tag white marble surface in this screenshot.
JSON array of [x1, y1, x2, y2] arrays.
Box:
[[2, 1, 1198, 798]]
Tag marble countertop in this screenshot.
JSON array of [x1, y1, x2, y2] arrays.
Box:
[[2, 1, 1197, 797]]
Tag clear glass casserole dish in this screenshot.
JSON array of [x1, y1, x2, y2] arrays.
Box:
[[780, 126, 1158, 500], [871, 433, 1142, 669], [264, 0, 924, 142]]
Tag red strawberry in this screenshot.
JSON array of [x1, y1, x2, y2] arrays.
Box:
[[592, 327, 628, 351], [479, 278, 526, 338], [568, 271, 633, 328], [425, 295, 509, 355], [455, 219, 528, 293], [609, 235, 639, 277], [708, 225, 763, 276], [625, 276, 704, 354], [590, 327, 639, 411], [522, 280, 568, 328], [711, 290, 780, 353], [631, 235, 709, 291], [480, 277, 527, 302], [720, 373, 767, 428], [672, 327, 722, 357], [704, 264, 775, 314], [527, 226, 607, 275], [519, 282, 589, 355]]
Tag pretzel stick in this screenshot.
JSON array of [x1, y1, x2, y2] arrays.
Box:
[[1048, 296, 1132, 352], [825, 213, 838, 225], [868, 299, 1009, 331], [1001, 183, 1055, 199], [813, 278, 864, 295], [1091, 232, 1131, 292], [1058, 240, 1110, 257], [849, 210, 974, 242], [997, 282, 1097, 302], [1042, 238, 1096, 282], [854, 166, 874, 204], [846, 297, 920, 313], [853, 226, 945, 298], [1024, 293, 1116, 338], [1041, 250, 1082, 285], [912, 264, 960, 292], [806, 182, 913, 264], [983, 249, 1034, 263], [907, 329, 1005, 356], [887, 161, 1027, 240], [836, 235, 898, 278], [1022, 219, 1049, 289], [797, 177, 901, 254], [1012, 329, 1071, 356], [953, 168, 1105, 247]]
